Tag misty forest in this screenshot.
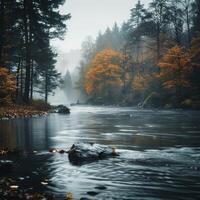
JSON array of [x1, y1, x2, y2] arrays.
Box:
[[0, 0, 200, 200]]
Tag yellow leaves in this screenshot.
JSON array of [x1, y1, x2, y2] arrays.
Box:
[[0, 67, 16, 105], [65, 192, 73, 200], [163, 80, 190, 89], [132, 74, 152, 92], [157, 45, 191, 90], [158, 45, 191, 71], [84, 48, 122, 95]]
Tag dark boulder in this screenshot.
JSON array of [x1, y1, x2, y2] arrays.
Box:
[[0, 160, 13, 174], [51, 105, 70, 114], [68, 143, 119, 165], [57, 105, 70, 114]]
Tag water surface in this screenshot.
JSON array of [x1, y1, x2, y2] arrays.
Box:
[[0, 106, 200, 200]]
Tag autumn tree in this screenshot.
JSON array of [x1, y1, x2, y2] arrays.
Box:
[[76, 0, 199, 108], [0, 67, 15, 105], [84, 49, 122, 103], [157, 45, 191, 104]]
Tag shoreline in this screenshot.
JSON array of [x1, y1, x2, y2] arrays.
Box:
[[0, 105, 48, 120], [0, 104, 199, 121], [0, 104, 70, 120]]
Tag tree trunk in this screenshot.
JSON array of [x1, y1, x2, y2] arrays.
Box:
[[45, 72, 48, 103], [20, 61, 23, 98], [30, 59, 33, 100], [156, 24, 161, 61], [186, 6, 191, 45], [16, 57, 21, 98], [23, 0, 33, 103], [0, 0, 5, 66]]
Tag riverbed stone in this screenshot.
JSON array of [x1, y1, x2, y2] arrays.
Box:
[[68, 143, 119, 164]]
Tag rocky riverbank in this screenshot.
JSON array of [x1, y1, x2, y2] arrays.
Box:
[[0, 105, 48, 120], [0, 103, 70, 120]]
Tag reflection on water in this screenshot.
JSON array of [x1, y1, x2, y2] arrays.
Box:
[[0, 106, 200, 199]]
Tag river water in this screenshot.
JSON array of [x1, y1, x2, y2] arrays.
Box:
[[0, 106, 200, 200]]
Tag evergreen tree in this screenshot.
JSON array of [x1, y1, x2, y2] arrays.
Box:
[[192, 0, 200, 33]]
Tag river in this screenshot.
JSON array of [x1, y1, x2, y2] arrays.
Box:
[[0, 106, 200, 200]]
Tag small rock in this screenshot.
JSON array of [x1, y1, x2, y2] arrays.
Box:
[[95, 185, 107, 190], [68, 143, 119, 165], [52, 105, 70, 114], [87, 191, 99, 196], [59, 149, 65, 154]]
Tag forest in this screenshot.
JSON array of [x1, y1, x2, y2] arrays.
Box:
[[0, 0, 200, 110], [0, 0, 70, 106], [1, 1, 200, 200], [77, 0, 200, 109]]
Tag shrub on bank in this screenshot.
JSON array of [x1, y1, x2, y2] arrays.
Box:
[[30, 99, 51, 111]]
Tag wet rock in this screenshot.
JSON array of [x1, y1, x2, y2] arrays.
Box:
[[49, 148, 67, 154], [87, 191, 99, 196], [95, 185, 107, 190], [52, 105, 70, 114], [57, 105, 70, 114], [59, 149, 65, 154], [68, 143, 119, 165], [0, 160, 13, 174]]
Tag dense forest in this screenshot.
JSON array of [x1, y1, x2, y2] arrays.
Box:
[[0, 0, 200, 109], [77, 0, 200, 109], [0, 0, 70, 105]]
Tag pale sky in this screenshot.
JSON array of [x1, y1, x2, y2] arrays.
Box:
[[50, 0, 151, 103], [52, 0, 150, 74], [53, 0, 150, 51]]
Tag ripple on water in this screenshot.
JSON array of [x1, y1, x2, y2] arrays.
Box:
[[0, 106, 200, 200]]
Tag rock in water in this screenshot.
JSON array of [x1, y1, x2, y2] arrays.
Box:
[[68, 143, 119, 164], [0, 160, 13, 174], [51, 105, 70, 114], [57, 105, 70, 114]]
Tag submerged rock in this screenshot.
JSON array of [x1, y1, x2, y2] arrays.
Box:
[[51, 105, 70, 114], [68, 143, 119, 165], [87, 191, 99, 196], [0, 160, 13, 174]]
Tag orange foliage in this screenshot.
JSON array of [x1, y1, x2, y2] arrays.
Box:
[[84, 49, 122, 95], [0, 67, 16, 105], [157, 45, 191, 90], [132, 74, 152, 92]]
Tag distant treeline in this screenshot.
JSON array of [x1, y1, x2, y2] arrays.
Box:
[[77, 0, 200, 109], [0, 0, 70, 105]]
